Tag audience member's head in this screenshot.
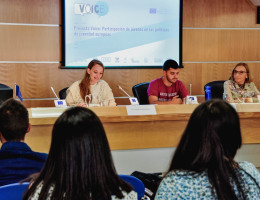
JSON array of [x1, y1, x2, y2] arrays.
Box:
[[23, 107, 132, 200], [168, 99, 244, 199], [0, 98, 29, 143]]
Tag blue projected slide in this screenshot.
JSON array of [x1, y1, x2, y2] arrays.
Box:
[[64, 0, 182, 68]]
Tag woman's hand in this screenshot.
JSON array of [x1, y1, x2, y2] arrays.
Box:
[[78, 103, 87, 107]]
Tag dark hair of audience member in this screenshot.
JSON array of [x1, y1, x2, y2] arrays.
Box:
[[23, 107, 132, 200], [167, 99, 259, 200], [79, 59, 104, 100], [0, 98, 29, 141]]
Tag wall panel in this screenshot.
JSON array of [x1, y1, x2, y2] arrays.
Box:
[[1, 62, 259, 104], [0, 0, 61, 24], [183, 0, 259, 28], [183, 29, 260, 62], [0, 64, 162, 100], [103, 68, 162, 97], [0, 26, 61, 61]]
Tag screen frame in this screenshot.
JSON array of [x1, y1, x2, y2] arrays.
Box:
[[61, 0, 183, 69]]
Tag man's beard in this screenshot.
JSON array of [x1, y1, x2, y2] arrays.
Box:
[[166, 74, 177, 83]]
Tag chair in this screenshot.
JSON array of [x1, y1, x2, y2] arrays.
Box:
[[0, 182, 29, 200], [204, 81, 225, 100], [0, 83, 11, 88], [132, 82, 150, 105], [119, 175, 145, 200], [59, 87, 69, 99], [0, 83, 13, 104]]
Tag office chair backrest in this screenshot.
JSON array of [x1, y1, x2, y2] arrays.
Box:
[[204, 80, 225, 100], [0, 83, 13, 104], [0, 83, 11, 88], [132, 82, 150, 105], [119, 175, 145, 200], [59, 87, 69, 99], [0, 182, 29, 200]]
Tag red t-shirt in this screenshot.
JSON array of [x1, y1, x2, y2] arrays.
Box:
[[147, 77, 189, 101]]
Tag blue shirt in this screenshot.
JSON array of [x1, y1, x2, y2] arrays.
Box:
[[0, 142, 48, 186]]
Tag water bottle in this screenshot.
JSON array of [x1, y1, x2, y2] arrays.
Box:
[[205, 86, 211, 100]]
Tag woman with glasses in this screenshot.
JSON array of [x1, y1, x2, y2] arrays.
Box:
[[223, 62, 260, 103]]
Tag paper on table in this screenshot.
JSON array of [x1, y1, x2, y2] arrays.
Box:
[[126, 105, 157, 116], [31, 107, 68, 118]]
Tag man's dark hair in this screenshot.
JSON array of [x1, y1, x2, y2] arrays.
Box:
[[0, 98, 29, 141], [163, 59, 182, 71]]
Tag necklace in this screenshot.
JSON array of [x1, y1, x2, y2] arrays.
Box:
[[238, 83, 245, 89]]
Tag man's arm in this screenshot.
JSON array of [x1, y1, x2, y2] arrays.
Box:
[[178, 81, 189, 98], [148, 95, 182, 104]]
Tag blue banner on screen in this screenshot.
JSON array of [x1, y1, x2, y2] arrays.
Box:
[[64, 0, 182, 68]]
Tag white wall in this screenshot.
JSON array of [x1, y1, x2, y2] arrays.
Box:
[[112, 144, 260, 174]]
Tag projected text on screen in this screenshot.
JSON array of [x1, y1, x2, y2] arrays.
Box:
[[64, 0, 182, 68]]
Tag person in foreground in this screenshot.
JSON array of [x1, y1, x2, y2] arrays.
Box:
[[223, 62, 260, 103], [155, 99, 260, 200], [66, 59, 116, 106], [147, 59, 189, 104], [0, 99, 47, 186], [23, 107, 137, 200]]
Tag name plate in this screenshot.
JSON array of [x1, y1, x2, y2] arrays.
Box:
[[186, 96, 198, 104], [31, 107, 67, 118], [126, 105, 157, 116], [54, 100, 67, 107], [129, 97, 139, 105]]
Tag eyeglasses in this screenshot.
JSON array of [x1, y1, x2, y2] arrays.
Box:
[[233, 70, 247, 75]]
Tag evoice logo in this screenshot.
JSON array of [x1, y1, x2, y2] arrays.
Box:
[[74, 1, 109, 16]]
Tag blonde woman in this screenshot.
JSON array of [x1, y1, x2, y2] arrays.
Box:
[[66, 59, 116, 106]]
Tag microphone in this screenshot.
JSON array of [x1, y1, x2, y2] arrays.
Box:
[[118, 85, 131, 98], [118, 85, 139, 105], [50, 87, 59, 100], [50, 87, 67, 107]]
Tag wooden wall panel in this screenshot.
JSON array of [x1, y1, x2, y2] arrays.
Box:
[[0, 64, 81, 97], [103, 68, 162, 97], [0, 64, 162, 98], [0, 26, 61, 61], [1, 62, 260, 106], [1, 62, 259, 106], [183, 29, 260, 62], [0, 0, 61, 24], [183, 0, 259, 28]]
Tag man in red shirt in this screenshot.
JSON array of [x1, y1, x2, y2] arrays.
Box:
[[148, 59, 189, 104]]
